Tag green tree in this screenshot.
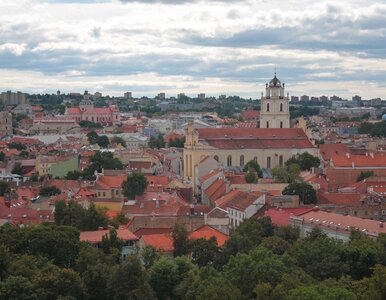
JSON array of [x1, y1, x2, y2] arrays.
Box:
[[357, 171, 375, 182], [39, 186, 61, 196], [87, 131, 99, 145], [282, 182, 316, 204], [148, 135, 165, 149], [0, 152, 5, 161], [81, 263, 112, 300], [81, 203, 108, 231], [0, 181, 10, 196], [109, 211, 129, 229], [285, 152, 320, 171], [272, 163, 301, 183], [245, 168, 258, 183], [110, 136, 127, 148], [122, 171, 148, 200], [0, 276, 38, 300], [149, 257, 179, 300], [64, 170, 82, 180], [172, 224, 190, 257], [97, 135, 110, 148], [0, 245, 10, 281], [169, 137, 185, 148], [8, 142, 26, 151], [191, 237, 219, 267], [141, 246, 160, 269], [11, 162, 23, 176], [243, 160, 263, 178]]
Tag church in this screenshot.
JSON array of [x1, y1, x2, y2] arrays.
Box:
[[183, 74, 317, 190], [65, 91, 120, 126]]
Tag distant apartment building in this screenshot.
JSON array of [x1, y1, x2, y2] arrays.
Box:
[[0, 91, 27, 106], [0, 111, 12, 137], [330, 95, 342, 101], [300, 95, 309, 101], [370, 98, 382, 106], [352, 95, 362, 102], [197, 93, 205, 100], [219, 95, 226, 100], [319, 95, 328, 101], [157, 93, 166, 100], [124, 92, 132, 99], [291, 96, 299, 102], [94, 92, 102, 99], [310, 96, 319, 101], [177, 93, 186, 99]]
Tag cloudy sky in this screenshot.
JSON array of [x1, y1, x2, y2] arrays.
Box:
[[0, 0, 385, 99]]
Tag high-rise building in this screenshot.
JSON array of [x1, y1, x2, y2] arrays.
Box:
[[352, 95, 362, 102], [197, 93, 205, 100], [300, 95, 310, 101], [157, 93, 166, 100], [124, 92, 132, 99], [0, 111, 13, 137], [260, 74, 290, 129], [291, 96, 299, 102], [0, 91, 27, 106], [320, 95, 328, 101]]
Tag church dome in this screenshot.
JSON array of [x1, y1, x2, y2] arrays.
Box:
[[269, 74, 281, 87]]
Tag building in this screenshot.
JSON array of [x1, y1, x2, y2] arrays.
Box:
[[30, 116, 80, 134], [0, 111, 12, 137], [260, 74, 290, 129], [320, 95, 329, 101], [291, 96, 299, 102], [124, 92, 132, 99], [35, 155, 80, 178], [352, 95, 362, 102], [94, 92, 102, 99], [183, 124, 317, 192], [0, 91, 27, 106], [300, 95, 310, 101], [197, 93, 205, 100], [157, 93, 166, 100], [65, 91, 120, 125]]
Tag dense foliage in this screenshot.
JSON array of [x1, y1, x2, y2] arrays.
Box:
[[282, 182, 317, 204], [243, 160, 263, 178], [285, 152, 320, 171], [148, 135, 165, 149], [358, 120, 386, 137], [0, 218, 385, 299], [357, 171, 375, 182], [122, 171, 148, 199], [0, 181, 10, 196]]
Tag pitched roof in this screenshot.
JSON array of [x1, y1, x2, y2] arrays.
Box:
[[141, 233, 174, 252], [80, 228, 138, 243], [134, 227, 173, 238], [197, 128, 313, 149], [331, 153, 386, 168], [317, 192, 363, 205], [264, 207, 314, 226], [204, 178, 227, 202], [189, 225, 228, 247], [96, 175, 126, 189]]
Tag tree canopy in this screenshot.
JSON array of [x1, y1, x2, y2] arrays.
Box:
[[122, 171, 148, 199], [282, 182, 317, 204]]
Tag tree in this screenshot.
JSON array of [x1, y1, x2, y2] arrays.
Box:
[[0, 245, 10, 281], [97, 135, 110, 148], [172, 224, 190, 257], [0, 181, 10, 196], [64, 170, 82, 180], [282, 182, 316, 204], [357, 171, 375, 182], [110, 136, 127, 148], [109, 211, 129, 228], [272, 163, 301, 183], [285, 152, 320, 171], [245, 168, 258, 183], [87, 131, 99, 145], [0, 276, 38, 300], [122, 171, 148, 200], [169, 137, 185, 148], [141, 246, 160, 269], [8, 142, 26, 151], [148, 135, 165, 149], [191, 237, 219, 267], [39, 186, 61, 196], [11, 162, 23, 176], [0, 152, 5, 161], [243, 160, 263, 178], [149, 257, 179, 300]]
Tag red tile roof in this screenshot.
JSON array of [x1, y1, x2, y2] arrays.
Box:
[[317, 192, 363, 205], [331, 153, 386, 168], [264, 207, 314, 226], [197, 128, 314, 149], [134, 227, 173, 238], [189, 225, 228, 247], [80, 228, 138, 243], [141, 234, 174, 252], [97, 175, 126, 189], [204, 178, 227, 202]]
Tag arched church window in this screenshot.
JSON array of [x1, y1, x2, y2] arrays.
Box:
[[280, 103, 283, 112], [279, 155, 284, 167], [240, 155, 244, 167], [267, 103, 270, 112], [280, 121, 283, 128], [267, 156, 271, 169], [214, 155, 219, 162], [227, 155, 232, 167], [266, 121, 269, 128]]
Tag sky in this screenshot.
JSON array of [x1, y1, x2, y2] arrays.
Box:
[[0, 0, 386, 99]]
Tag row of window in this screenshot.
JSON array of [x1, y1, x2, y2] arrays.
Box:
[[266, 121, 284, 128], [214, 155, 284, 168]]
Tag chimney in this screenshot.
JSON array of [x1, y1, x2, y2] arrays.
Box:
[[190, 203, 194, 215], [380, 222, 384, 228], [352, 162, 355, 169], [370, 153, 374, 159], [346, 153, 350, 159]]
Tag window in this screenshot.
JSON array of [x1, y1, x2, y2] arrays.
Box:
[[267, 156, 271, 168], [227, 155, 232, 167], [279, 155, 284, 167], [240, 155, 244, 167], [214, 155, 219, 162], [266, 121, 269, 128], [267, 103, 270, 112], [280, 103, 283, 112], [280, 121, 283, 128]]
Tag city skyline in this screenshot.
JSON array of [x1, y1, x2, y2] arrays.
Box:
[[1, 0, 386, 98]]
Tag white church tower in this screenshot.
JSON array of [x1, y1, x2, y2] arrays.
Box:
[[260, 73, 290, 128]]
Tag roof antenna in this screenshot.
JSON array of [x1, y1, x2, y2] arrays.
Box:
[[274, 65, 277, 77]]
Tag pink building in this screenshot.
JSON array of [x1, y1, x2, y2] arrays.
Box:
[[65, 91, 120, 125]]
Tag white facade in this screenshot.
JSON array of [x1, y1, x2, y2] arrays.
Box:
[[260, 74, 290, 129]]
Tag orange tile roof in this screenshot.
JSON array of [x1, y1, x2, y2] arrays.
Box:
[[189, 225, 228, 247], [295, 209, 386, 236], [204, 178, 227, 201], [264, 207, 314, 226], [332, 153, 386, 168], [215, 190, 241, 208], [141, 234, 174, 252], [317, 192, 363, 205], [199, 169, 221, 183], [80, 228, 138, 244], [97, 175, 126, 189], [241, 110, 260, 119], [197, 128, 314, 149]]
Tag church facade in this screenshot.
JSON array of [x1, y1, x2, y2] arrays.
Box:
[[183, 75, 316, 193], [65, 91, 120, 126]]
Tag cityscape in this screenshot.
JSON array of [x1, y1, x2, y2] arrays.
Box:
[[0, 0, 386, 299]]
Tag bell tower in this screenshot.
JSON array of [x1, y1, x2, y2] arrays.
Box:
[[260, 73, 290, 129]]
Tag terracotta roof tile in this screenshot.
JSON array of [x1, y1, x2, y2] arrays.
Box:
[[141, 234, 174, 252], [80, 228, 138, 243], [189, 225, 228, 247]]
